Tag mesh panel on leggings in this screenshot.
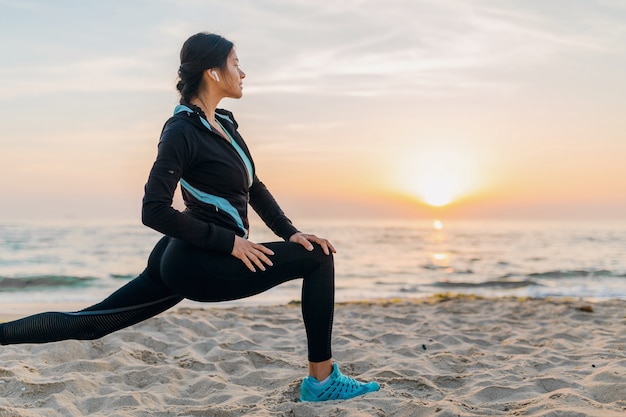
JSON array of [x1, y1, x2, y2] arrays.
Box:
[[0, 296, 180, 345]]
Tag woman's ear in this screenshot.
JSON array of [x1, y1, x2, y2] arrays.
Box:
[[210, 70, 220, 82]]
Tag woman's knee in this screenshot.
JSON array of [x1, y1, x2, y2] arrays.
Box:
[[310, 243, 334, 266]]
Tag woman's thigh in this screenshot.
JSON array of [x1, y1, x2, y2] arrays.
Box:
[[160, 239, 331, 302]]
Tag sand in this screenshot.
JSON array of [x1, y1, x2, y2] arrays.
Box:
[[0, 296, 625, 417]]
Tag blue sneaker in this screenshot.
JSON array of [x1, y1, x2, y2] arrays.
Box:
[[300, 363, 380, 402]]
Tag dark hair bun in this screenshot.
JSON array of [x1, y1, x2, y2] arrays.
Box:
[[176, 32, 234, 104]]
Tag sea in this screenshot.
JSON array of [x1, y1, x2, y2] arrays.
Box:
[[1, 219, 625, 315]]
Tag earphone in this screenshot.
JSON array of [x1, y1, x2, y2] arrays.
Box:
[[211, 70, 220, 82]]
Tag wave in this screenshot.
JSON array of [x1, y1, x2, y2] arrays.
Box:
[[434, 279, 539, 290], [0, 275, 96, 292], [1, 269, 624, 297], [527, 270, 626, 279], [427, 269, 626, 293]]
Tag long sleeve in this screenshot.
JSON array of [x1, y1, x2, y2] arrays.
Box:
[[141, 122, 235, 254]]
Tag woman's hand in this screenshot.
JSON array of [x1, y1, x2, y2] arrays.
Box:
[[289, 232, 336, 255], [231, 236, 274, 272]]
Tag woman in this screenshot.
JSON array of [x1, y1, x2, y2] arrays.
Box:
[[0, 32, 379, 402]]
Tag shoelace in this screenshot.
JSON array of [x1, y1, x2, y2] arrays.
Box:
[[318, 373, 366, 399]]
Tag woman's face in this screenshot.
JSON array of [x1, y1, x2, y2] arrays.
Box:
[[216, 48, 245, 99]]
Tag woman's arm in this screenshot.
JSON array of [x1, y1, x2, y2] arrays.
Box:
[[248, 176, 299, 241], [248, 177, 335, 255]]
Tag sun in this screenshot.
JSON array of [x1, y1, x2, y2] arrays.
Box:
[[419, 174, 458, 207], [394, 143, 478, 208]]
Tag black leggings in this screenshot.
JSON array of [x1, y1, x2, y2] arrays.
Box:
[[0, 236, 335, 362]]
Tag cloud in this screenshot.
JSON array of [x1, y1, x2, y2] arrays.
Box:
[[1, 0, 624, 100], [225, 0, 626, 97], [0, 56, 174, 99]]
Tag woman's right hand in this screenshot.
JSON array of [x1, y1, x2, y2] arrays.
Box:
[[231, 235, 274, 272]]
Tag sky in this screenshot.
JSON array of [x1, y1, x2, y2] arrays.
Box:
[[1, 0, 625, 223]]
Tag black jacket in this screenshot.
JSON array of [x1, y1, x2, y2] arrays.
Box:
[[142, 107, 298, 254]]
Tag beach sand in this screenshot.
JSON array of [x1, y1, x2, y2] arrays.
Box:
[[1, 296, 625, 416]]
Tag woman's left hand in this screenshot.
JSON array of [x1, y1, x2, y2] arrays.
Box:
[[289, 232, 336, 255]]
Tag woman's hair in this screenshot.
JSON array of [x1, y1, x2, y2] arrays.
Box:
[[176, 32, 234, 104]]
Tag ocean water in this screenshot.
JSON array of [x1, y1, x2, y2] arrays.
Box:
[[1, 219, 625, 314]]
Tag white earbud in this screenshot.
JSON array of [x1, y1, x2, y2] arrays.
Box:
[[211, 70, 220, 82]]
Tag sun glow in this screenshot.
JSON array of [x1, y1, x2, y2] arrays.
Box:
[[419, 174, 459, 206], [394, 142, 479, 208]]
